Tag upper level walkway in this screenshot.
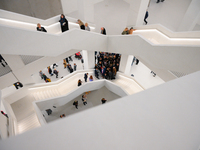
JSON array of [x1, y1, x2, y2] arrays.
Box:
[[0, 9, 200, 77]]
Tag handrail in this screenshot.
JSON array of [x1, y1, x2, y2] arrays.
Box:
[[33, 79, 128, 124], [135, 24, 200, 38], [0, 25, 200, 75], [0, 9, 95, 35], [29, 69, 94, 90]]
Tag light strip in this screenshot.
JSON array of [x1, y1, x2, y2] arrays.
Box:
[[134, 29, 200, 41]]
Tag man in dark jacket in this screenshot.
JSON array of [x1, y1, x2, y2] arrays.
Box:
[[84, 73, 88, 82], [36, 23, 47, 32]]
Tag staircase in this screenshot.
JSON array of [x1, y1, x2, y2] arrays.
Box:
[[112, 74, 143, 95], [17, 113, 40, 134], [11, 72, 143, 135]]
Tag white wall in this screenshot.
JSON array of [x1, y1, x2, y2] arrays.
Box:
[[0, 113, 8, 139], [1, 71, 200, 150]]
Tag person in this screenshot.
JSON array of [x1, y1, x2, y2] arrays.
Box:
[[60, 114, 65, 118], [52, 63, 58, 69], [144, 11, 149, 25], [129, 27, 136, 34], [78, 79, 82, 86], [63, 59, 67, 69], [136, 58, 139, 65], [1, 111, 8, 118], [69, 66, 73, 73], [77, 19, 85, 30], [121, 27, 129, 35], [82, 94, 87, 105], [75, 52, 82, 59], [53, 68, 59, 78], [95, 68, 100, 79], [89, 75, 93, 81], [100, 27, 106, 35], [108, 70, 113, 80], [59, 14, 69, 32], [84, 73, 88, 82], [13, 82, 23, 89], [85, 23, 90, 31], [36, 23, 47, 32], [74, 63, 77, 71], [39, 70, 43, 79], [101, 98, 107, 104], [42, 73, 48, 82], [69, 56, 73, 61], [0, 55, 7, 67], [157, 0, 164, 3], [48, 66, 53, 76], [46, 77, 51, 82], [73, 101, 78, 109], [113, 67, 117, 77]]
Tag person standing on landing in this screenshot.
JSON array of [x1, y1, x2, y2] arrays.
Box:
[[100, 27, 106, 35], [85, 23, 90, 31], [73, 101, 78, 109], [144, 10, 149, 25], [101, 98, 107, 104], [84, 73, 88, 82], [59, 14, 69, 32]]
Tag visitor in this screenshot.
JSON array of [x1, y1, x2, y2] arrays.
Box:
[[121, 27, 129, 35], [53, 68, 59, 78], [73, 101, 78, 109], [77, 19, 85, 30], [36, 23, 47, 32], [100, 27, 106, 35], [101, 98, 107, 104], [84, 73, 88, 82], [78, 79, 82, 86], [85, 23, 90, 31], [89, 75, 93, 81], [59, 14, 69, 32]]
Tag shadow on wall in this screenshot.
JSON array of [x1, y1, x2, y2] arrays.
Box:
[[0, 0, 63, 19]]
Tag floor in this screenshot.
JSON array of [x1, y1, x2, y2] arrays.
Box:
[[45, 86, 120, 123], [31, 54, 83, 84], [129, 60, 165, 89]]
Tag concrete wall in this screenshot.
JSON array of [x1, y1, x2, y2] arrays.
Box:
[[0, 0, 63, 19]]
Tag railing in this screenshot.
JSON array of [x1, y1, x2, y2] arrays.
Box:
[[33, 77, 128, 125]]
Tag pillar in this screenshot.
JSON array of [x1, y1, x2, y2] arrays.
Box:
[[177, 0, 200, 31], [82, 50, 95, 70], [119, 54, 133, 75], [124, 0, 150, 27]]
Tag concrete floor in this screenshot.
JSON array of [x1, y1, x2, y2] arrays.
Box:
[[45, 86, 121, 123]]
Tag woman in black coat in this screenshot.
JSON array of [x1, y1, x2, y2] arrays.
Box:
[[59, 14, 69, 32]]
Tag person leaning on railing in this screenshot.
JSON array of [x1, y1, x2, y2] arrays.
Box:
[[36, 23, 47, 32]]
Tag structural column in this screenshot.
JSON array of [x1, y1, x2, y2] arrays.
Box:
[[177, 0, 200, 31], [119, 54, 133, 75], [82, 50, 95, 70], [125, 0, 150, 27]]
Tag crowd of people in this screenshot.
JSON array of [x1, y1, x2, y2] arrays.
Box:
[[94, 52, 120, 80], [39, 54, 80, 83]]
